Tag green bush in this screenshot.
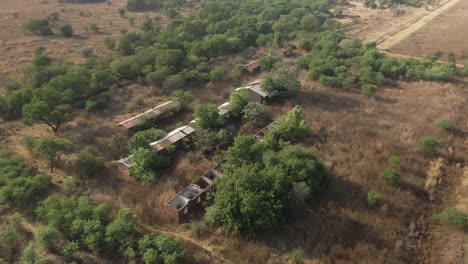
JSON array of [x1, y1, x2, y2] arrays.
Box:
[[433, 208, 468, 230], [242, 102, 270, 126], [418, 136, 443, 155], [382, 155, 401, 187], [81, 47, 94, 58], [76, 147, 104, 177], [210, 67, 225, 81], [24, 19, 52, 35], [287, 247, 305, 264], [58, 24, 74, 37], [367, 190, 382, 206], [104, 37, 116, 50], [361, 84, 377, 96], [433, 117, 451, 131], [36, 225, 61, 250]]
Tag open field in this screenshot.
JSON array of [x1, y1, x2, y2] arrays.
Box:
[[389, 0, 468, 63], [0, 0, 467, 263], [0, 0, 162, 87]]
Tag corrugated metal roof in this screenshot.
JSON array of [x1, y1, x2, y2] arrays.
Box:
[[150, 126, 195, 153], [117, 155, 134, 168], [249, 84, 268, 97], [117, 101, 180, 129]]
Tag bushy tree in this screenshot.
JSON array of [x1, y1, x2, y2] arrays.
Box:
[[261, 62, 301, 98], [58, 24, 74, 37], [229, 89, 249, 118], [367, 190, 382, 206], [0, 174, 51, 207], [209, 67, 225, 81], [265, 106, 311, 147], [128, 128, 166, 152], [36, 225, 61, 250], [171, 90, 193, 107], [138, 234, 185, 264], [105, 208, 137, 256], [76, 147, 104, 177], [24, 20, 52, 35], [32, 137, 73, 172], [433, 117, 452, 131], [194, 104, 223, 130], [129, 147, 169, 183], [206, 164, 292, 235], [242, 102, 270, 126], [432, 208, 468, 230]]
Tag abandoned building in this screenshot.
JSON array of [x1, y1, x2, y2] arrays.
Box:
[[165, 163, 224, 223], [116, 125, 196, 179], [117, 100, 181, 133], [254, 120, 279, 142], [149, 125, 195, 153], [116, 155, 134, 180], [235, 81, 269, 104], [244, 59, 261, 74]]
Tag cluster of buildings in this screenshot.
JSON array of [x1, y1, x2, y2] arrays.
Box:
[[115, 65, 275, 223]]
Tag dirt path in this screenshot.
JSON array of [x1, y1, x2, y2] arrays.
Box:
[[363, 0, 462, 50], [380, 50, 465, 68], [141, 224, 234, 264]]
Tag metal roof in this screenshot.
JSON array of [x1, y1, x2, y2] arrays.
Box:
[[117, 101, 180, 129], [249, 84, 268, 97], [117, 155, 134, 168], [149, 125, 195, 152]]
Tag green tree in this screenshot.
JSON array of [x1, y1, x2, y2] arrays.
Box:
[[242, 102, 270, 126], [265, 106, 311, 146], [76, 147, 104, 177], [210, 67, 225, 81], [194, 104, 223, 130], [22, 98, 73, 132], [36, 225, 61, 250], [129, 147, 168, 183], [104, 37, 116, 50], [171, 90, 193, 108], [32, 137, 73, 172], [128, 128, 166, 152], [367, 190, 382, 206], [89, 23, 100, 33], [229, 89, 249, 118], [206, 164, 292, 235], [20, 242, 45, 264], [361, 84, 377, 96], [105, 208, 137, 255], [24, 20, 52, 35], [261, 62, 300, 98], [301, 14, 321, 32], [138, 234, 185, 264], [58, 24, 74, 37], [0, 174, 51, 207]]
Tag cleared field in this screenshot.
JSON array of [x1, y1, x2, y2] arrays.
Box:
[[0, 0, 160, 87], [389, 0, 468, 63]]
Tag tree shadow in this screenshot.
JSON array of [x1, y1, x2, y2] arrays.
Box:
[[295, 89, 363, 113]]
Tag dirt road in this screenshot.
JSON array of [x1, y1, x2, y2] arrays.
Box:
[[362, 0, 462, 50]]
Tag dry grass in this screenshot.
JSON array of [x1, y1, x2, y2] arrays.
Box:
[[0, 0, 166, 87]]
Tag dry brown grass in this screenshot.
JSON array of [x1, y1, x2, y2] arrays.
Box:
[[0, 0, 166, 87]]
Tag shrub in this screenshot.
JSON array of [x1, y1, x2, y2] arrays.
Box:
[[24, 19, 52, 35], [48, 12, 60, 22], [81, 47, 94, 58], [128, 128, 166, 152], [36, 225, 61, 250], [361, 84, 377, 96], [194, 104, 223, 130], [118, 8, 126, 17], [62, 241, 79, 257], [260, 56, 279, 71], [433, 117, 451, 131], [210, 67, 225, 81], [58, 24, 74, 37], [287, 247, 305, 264], [418, 136, 443, 155], [367, 190, 382, 206], [76, 147, 104, 177], [382, 155, 401, 187], [171, 90, 193, 107], [432, 208, 468, 230], [190, 220, 208, 238], [162, 74, 185, 93], [89, 23, 100, 33], [104, 37, 116, 50]]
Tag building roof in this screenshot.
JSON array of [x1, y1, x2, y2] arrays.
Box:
[[218, 102, 230, 116], [149, 125, 195, 153], [165, 162, 224, 211], [247, 79, 262, 86], [244, 59, 261, 73], [117, 101, 181, 130], [117, 155, 134, 168], [249, 84, 268, 97], [254, 120, 279, 141]]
